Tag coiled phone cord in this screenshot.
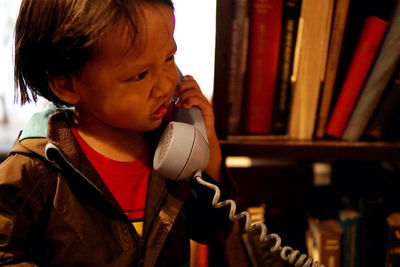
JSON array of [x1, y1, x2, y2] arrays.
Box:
[[194, 171, 325, 267]]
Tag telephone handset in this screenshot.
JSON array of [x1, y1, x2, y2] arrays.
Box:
[[153, 105, 210, 180], [153, 68, 210, 181], [153, 68, 324, 267]]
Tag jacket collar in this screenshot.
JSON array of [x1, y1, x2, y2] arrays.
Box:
[[12, 108, 123, 207]]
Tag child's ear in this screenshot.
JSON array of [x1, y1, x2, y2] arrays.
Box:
[[47, 74, 80, 105]]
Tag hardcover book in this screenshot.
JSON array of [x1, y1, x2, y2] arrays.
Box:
[[338, 209, 360, 267], [364, 67, 400, 141], [288, 0, 334, 140], [271, 0, 301, 135], [245, 0, 282, 134], [307, 216, 342, 267], [314, 0, 351, 139], [227, 0, 250, 134]]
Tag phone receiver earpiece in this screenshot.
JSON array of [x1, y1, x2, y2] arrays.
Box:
[[153, 120, 210, 180]]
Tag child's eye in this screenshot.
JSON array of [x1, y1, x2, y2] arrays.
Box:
[[132, 71, 148, 81], [166, 54, 175, 62]]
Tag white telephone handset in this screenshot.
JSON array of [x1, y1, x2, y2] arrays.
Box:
[[153, 71, 210, 181]]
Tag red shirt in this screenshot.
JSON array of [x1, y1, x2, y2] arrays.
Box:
[[71, 127, 150, 224]]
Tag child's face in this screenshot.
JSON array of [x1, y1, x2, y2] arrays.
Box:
[[72, 4, 178, 133]]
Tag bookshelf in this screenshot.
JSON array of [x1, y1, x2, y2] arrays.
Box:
[[220, 137, 400, 161], [213, 0, 400, 159], [212, 0, 400, 266]]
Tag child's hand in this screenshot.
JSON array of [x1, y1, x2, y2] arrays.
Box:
[[174, 75, 222, 182], [175, 75, 214, 137]]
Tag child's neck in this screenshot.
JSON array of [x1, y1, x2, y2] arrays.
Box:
[[72, 119, 147, 162]]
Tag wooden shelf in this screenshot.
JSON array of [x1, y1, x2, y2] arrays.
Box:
[[219, 135, 400, 161]]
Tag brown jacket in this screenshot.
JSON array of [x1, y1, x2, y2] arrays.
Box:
[[0, 108, 233, 266]]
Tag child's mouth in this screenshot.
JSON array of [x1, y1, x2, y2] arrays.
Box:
[[150, 103, 168, 120]]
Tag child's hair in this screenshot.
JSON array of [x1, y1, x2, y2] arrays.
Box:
[[14, 0, 174, 106]]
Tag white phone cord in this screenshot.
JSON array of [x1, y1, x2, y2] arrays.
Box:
[[194, 171, 325, 267]]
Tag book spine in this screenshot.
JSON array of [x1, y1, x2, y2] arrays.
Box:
[[342, 0, 400, 141], [271, 0, 301, 134], [321, 233, 342, 267], [339, 216, 360, 267], [308, 217, 342, 267], [314, 0, 351, 138], [228, 0, 250, 135], [288, 0, 335, 140], [364, 69, 400, 140], [325, 16, 389, 138], [213, 0, 234, 138], [245, 0, 283, 134]]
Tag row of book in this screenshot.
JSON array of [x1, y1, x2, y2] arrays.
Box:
[[240, 202, 400, 267], [306, 160, 400, 267], [304, 161, 399, 267], [236, 161, 400, 267], [306, 209, 400, 267], [226, 0, 400, 141]]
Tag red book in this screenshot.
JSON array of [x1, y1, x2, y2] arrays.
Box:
[[325, 16, 388, 138], [245, 0, 282, 134]]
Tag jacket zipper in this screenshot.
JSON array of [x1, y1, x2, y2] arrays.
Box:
[[140, 188, 169, 262]]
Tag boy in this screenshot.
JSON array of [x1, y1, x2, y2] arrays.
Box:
[[0, 0, 233, 266]]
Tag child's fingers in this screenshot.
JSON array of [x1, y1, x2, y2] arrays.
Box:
[[177, 86, 209, 101], [183, 74, 194, 80], [177, 95, 207, 109], [176, 88, 210, 108], [173, 75, 216, 138], [176, 93, 215, 131], [175, 75, 209, 108], [175, 75, 202, 95]]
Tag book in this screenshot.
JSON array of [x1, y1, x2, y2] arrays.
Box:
[[307, 216, 342, 267], [227, 0, 250, 135], [271, 0, 302, 135], [325, 16, 389, 139], [385, 212, 400, 267], [245, 0, 283, 134], [341, 0, 400, 141], [338, 209, 360, 267], [314, 0, 351, 139], [213, 0, 235, 139], [364, 67, 400, 141], [288, 0, 335, 140], [190, 240, 208, 267], [305, 229, 319, 263]]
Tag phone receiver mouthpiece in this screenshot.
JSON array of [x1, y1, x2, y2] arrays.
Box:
[[153, 121, 210, 180]]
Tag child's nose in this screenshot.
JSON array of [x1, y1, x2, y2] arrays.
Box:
[[151, 70, 177, 98], [151, 77, 172, 98]]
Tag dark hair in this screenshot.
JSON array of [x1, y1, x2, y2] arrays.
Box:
[[14, 0, 174, 106]]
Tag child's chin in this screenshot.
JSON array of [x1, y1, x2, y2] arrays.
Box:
[[143, 120, 164, 132]]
